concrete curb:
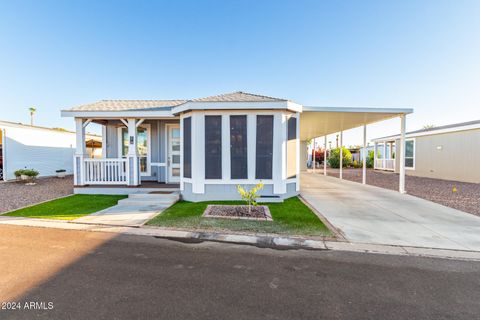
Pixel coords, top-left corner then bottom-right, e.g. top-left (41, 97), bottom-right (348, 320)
top-left (0, 216), bottom-right (479, 261)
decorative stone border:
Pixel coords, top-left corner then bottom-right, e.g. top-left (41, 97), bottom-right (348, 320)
top-left (203, 205), bottom-right (273, 221)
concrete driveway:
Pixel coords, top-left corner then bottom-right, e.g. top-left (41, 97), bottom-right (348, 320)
top-left (301, 173), bottom-right (480, 251)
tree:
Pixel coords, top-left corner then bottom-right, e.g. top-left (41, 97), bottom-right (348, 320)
top-left (327, 147), bottom-right (352, 168)
top-left (29, 107), bottom-right (36, 126)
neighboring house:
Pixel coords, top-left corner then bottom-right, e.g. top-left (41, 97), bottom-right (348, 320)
top-left (61, 91), bottom-right (412, 200)
top-left (372, 120), bottom-right (480, 183)
top-left (0, 120), bottom-right (101, 181)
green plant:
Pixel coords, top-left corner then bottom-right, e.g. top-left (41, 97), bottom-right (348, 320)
top-left (236, 182), bottom-right (264, 213)
top-left (14, 169), bottom-right (24, 178)
top-left (22, 169), bottom-right (39, 177)
top-left (327, 147), bottom-right (352, 168)
top-left (352, 160), bottom-right (362, 168)
top-left (366, 150), bottom-right (375, 168)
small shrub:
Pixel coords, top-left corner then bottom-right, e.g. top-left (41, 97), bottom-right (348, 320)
top-left (327, 147), bottom-right (352, 168)
top-left (14, 169), bottom-right (24, 178)
top-left (237, 182), bottom-right (264, 213)
top-left (366, 150), bottom-right (375, 168)
top-left (23, 169), bottom-right (39, 177)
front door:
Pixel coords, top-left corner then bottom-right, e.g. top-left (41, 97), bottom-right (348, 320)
top-left (167, 124), bottom-right (180, 183)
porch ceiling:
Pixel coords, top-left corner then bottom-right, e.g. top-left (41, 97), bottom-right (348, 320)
top-left (299, 106), bottom-right (413, 140)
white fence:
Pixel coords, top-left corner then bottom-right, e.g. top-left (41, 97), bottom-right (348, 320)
top-left (375, 158), bottom-right (395, 171)
top-left (83, 158), bottom-right (128, 185)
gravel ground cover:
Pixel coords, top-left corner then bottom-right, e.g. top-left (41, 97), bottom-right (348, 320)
top-left (324, 168), bottom-right (480, 216)
top-left (203, 205), bottom-right (272, 221)
top-left (0, 176), bottom-right (73, 213)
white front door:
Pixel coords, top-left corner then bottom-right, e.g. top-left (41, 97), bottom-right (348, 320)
top-left (167, 124), bottom-right (181, 183)
top-left (118, 124), bottom-right (151, 176)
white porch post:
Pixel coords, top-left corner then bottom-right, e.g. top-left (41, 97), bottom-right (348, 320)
top-left (399, 115), bottom-right (406, 193)
top-left (101, 124), bottom-right (107, 159)
top-left (323, 135), bottom-right (327, 176)
top-left (383, 142), bottom-right (387, 169)
top-left (374, 142), bottom-right (378, 169)
top-left (362, 124), bottom-right (367, 185)
top-left (339, 131), bottom-right (343, 180)
top-left (74, 118), bottom-right (87, 186)
top-left (127, 118), bottom-right (140, 186)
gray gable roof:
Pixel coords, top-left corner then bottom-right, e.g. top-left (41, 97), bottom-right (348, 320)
top-left (67, 100), bottom-right (187, 112)
top-left (191, 91), bottom-right (288, 102)
top-left (64, 91), bottom-right (288, 112)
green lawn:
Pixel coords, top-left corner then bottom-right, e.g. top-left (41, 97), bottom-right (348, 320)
top-left (3, 194), bottom-right (127, 220)
top-left (147, 196), bottom-right (331, 237)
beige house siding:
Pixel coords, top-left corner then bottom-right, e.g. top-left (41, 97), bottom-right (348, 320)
top-left (393, 128), bottom-right (480, 183)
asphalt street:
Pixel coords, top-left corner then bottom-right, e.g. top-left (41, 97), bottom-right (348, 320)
top-left (0, 225), bottom-right (479, 320)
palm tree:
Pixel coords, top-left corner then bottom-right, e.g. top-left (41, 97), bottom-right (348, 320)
top-left (29, 107), bottom-right (36, 126)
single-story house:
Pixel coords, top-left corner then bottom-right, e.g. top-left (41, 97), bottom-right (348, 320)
top-left (61, 91), bottom-right (413, 201)
top-left (372, 120), bottom-right (480, 183)
top-left (0, 120), bottom-right (101, 181)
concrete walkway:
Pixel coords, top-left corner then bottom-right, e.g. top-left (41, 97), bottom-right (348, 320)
top-left (301, 173), bottom-right (480, 251)
top-left (73, 192), bottom-right (179, 227)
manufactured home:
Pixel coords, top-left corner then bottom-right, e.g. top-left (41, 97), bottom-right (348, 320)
top-left (61, 91), bottom-right (413, 200)
top-left (0, 120), bottom-right (101, 181)
top-left (372, 120), bottom-right (480, 183)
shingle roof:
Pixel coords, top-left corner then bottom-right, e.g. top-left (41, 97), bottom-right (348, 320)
top-left (64, 91), bottom-right (288, 112)
top-left (67, 100), bottom-right (187, 111)
top-left (191, 91), bottom-right (288, 102)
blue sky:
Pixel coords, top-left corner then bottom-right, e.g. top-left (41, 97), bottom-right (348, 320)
top-left (0, 0), bottom-right (479, 145)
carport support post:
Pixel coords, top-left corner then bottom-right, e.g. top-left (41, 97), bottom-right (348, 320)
top-left (362, 124), bottom-right (367, 184)
top-left (339, 131), bottom-right (343, 179)
top-left (399, 115), bottom-right (406, 193)
top-left (312, 138), bottom-right (316, 173)
top-left (323, 135), bottom-right (327, 176)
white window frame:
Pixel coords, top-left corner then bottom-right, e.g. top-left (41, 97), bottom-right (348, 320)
top-left (405, 138), bottom-right (415, 170)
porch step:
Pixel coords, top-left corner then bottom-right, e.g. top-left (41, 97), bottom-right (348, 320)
top-left (117, 192), bottom-right (179, 207)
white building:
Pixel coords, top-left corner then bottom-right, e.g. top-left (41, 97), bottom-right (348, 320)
top-left (0, 120), bottom-right (101, 181)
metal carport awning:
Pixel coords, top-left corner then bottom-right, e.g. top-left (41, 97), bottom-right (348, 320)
top-left (299, 106), bottom-right (413, 141)
top-left (299, 105), bottom-right (413, 193)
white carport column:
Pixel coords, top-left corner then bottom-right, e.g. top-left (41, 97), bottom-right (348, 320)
top-left (312, 138), bottom-right (316, 173)
top-left (323, 135), bottom-right (327, 176)
top-left (362, 124), bottom-right (367, 184)
top-left (74, 118), bottom-right (87, 186)
top-left (399, 115), bottom-right (406, 193)
top-left (340, 131), bottom-right (343, 179)
top-left (127, 118), bottom-right (140, 186)
top-left (339, 131), bottom-right (343, 179)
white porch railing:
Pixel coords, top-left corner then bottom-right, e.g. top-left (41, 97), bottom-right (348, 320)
top-left (83, 158), bottom-right (128, 185)
top-left (375, 158), bottom-right (395, 171)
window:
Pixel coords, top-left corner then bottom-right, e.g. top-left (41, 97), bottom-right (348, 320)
top-left (256, 115), bottom-right (274, 179)
top-left (205, 116), bottom-right (222, 179)
top-left (183, 117), bottom-right (191, 178)
top-left (405, 139), bottom-right (415, 168)
top-left (230, 115), bottom-right (248, 179)
top-left (287, 116), bottom-right (297, 178)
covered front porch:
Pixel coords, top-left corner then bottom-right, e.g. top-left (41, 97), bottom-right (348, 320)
top-left (73, 117), bottom-right (181, 192)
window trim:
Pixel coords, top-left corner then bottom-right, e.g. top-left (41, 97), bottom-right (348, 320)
top-left (405, 138), bottom-right (415, 170)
